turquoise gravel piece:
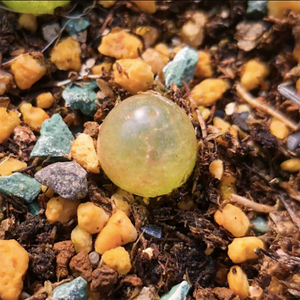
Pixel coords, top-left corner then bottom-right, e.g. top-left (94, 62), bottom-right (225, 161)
top-left (30, 114), bottom-right (74, 158)
top-left (251, 216), bottom-right (268, 234)
top-left (163, 46), bottom-right (198, 87)
top-left (48, 277), bottom-right (87, 300)
top-left (247, 1), bottom-right (267, 19)
top-left (161, 281), bottom-right (190, 300)
top-left (28, 200), bottom-right (41, 216)
top-left (65, 18), bottom-right (90, 35)
top-left (0, 173), bottom-right (41, 203)
top-left (62, 81), bottom-right (98, 116)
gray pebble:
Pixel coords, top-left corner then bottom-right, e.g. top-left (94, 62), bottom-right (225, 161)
top-left (161, 281), bottom-right (190, 300)
top-left (0, 173), bottom-right (41, 203)
top-left (42, 23), bottom-right (61, 43)
top-left (89, 251), bottom-right (100, 265)
top-left (163, 46), bottom-right (198, 87)
top-left (48, 277), bottom-right (87, 300)
top-left (232, 112), bottom-right (249, 132)
top-left (30, 114), bottom-right (74, 158)
top-left (287, 132), bottom-right (300, 151)
top-left (34, 161), bottom-right (88, 200)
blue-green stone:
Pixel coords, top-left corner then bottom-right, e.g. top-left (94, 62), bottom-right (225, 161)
top-left (163, 46), bottom-right (198, 87)
top-left (247, 1), bottom-right (267, 19)
top-left (0, 173), bottom-right (41, 203)
top-left (251, 216), bottom-right (268, 234)
top-left (48, 277), bottom-right (87, 300)
top-left (161, 281), bottom-right (190, 300)
top-left (28, 200), bottom-right (41, 216)
top-left (65, 18), bottom-right (90, 35)
top-left (30, 114), bottom-right (74, 158)
top-left (62, 81), bottom-right (98, 116)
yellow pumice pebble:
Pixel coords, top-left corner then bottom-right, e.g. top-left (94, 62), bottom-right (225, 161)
top-left (36, 92), bottom-right (54, 109)
top-left (227, 266), bottom-right (250, 300)
top-left (20, 103), bottom-right (50, 132)
top-left (95, 209), bottom-right (137, 254)
top-left (77, 202), bottom-right (109, 234)
top-left (228, 237), bottom-right (265, 263)
top-left (71, 133), bottom-right (100, 173)
top-left (0, 157), bottom-right (27, 176)
top-left (214, 204), bottom-right (250, 237)
top-left (0, 239), bottom-right (29, 300)
top-left (46, 196), bottom-right (80, 224)
top-left (71, 226), bottom-right (93, 253)
top-left (102, 246), bottom-right (132, 275)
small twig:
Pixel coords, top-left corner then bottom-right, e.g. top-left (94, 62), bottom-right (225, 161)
top-left (279, 195), bottom-right (300, 230)
top-left (236, 83), bottom-right (299, 131)
top-left (63, 1), bottom-right (96, 20)
top-left (33, 279), bottom-right (72, 296)
top-left (230, 193), bottom-right (277, 213)
top-left (99, 2), bottom-right (120, 36)
top-left (12, 163), bottom-right (39, 174)
top-left (130, 230), bottom-right (144, 260)
top-left (188, 96), bottom-right (207, 138)
top-left (55, 74), bottom-right (101, 87)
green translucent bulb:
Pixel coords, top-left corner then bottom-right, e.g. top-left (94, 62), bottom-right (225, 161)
top-left (97, 94), bottom-right (198, 197)
top-left (2, 1), bottom-right (70, 15)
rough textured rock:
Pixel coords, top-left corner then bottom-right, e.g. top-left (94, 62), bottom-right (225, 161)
top-left (54, 241), bottom-right (76, 279)
top-left (69, 250), bottom-right (93, 282)
top-left (90, 264), bottom-right (118, 293)
top-left (163, 46), bottom-right (198, 87)
top-left (49, 276), bottom-right (87, 300)
top-left (34, 161), bottom-right (88, 200)
top-left (0, 172), bottom-right (41, 203)
top-left (194, 287), bottom-right (239, 300)
top-left (30, 114), bottom-right (74, 158)
top-left (83, 121), bottom-right (99, 139)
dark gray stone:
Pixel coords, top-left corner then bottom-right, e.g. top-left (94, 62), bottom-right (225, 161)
top-left (30, 114), bottom-right (74, 158)
top-left (141, 225), bottom-right (162, 238)
top-left (48, 277), bottom-right (87, 300)
top-left (214, 110), bottom-right (225, 119)
top-left (34, 161), bottom-right (88, 200)
top-left (0, 173), bottom-right (41, 203)
top-left (163, 46), bottom-right (198, 87)
top-left (232, 112), bottom-right (249, 132)
top-left (42, 23), bottom-right (61, 43)
top-left (62, 81), bottom-right (98, 117)
top-left (287, 132), bottom-right (300, 151)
